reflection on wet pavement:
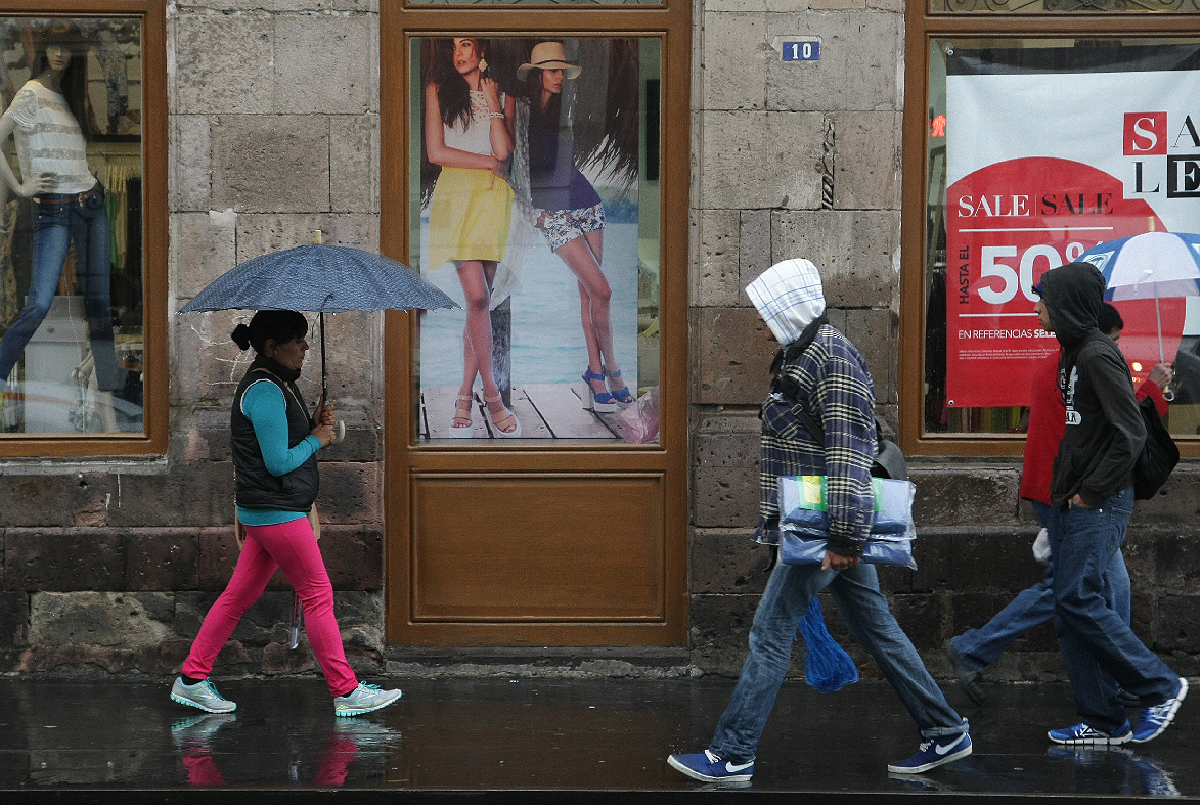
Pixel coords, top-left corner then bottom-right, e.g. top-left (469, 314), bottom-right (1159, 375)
top-left (0, 677), bottom-right (1193, 800)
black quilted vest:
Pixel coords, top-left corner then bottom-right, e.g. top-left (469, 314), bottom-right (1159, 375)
top-left (230, 358), bottom-right (319, 512)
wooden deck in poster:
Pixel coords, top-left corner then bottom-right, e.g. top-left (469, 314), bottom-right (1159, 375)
top-left (420, 384), bottom-right (645, 441)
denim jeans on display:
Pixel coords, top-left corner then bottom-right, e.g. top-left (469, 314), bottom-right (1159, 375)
top-left (952, 500), bottom-right (1130, 673)
top-left (0, 184), bottom-right (118, 391)
top-left (1048, 488), bottom-right (1178, 734)
top-left (709, 561), bottom-right (968, 763)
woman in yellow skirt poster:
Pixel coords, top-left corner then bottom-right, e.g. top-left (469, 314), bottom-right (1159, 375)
top-left (423, 36), bottom-right (521, 437)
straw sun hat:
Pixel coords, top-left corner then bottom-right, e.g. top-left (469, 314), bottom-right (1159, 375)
top-left (517, 41), bottom-right (582, 81)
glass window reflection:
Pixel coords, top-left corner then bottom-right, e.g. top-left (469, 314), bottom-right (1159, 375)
top-left (0, 16), bottom-right (143, 435)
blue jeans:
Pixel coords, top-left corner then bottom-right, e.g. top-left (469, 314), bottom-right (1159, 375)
top-left (952, 500), bottom-right (1130, 673)
top-left (1048, 488), bottom-right (1178, 733)
top-left (710, 561), bottom-right (967, 763)
top-left (0, 183), bottom-right (117, 391)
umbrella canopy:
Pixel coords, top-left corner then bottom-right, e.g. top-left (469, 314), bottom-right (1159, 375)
top-left (1079, 231), bottom-right (1200, 301)
top-left (179, 241), bottom-right (459, 402)
top-left (180, 243), bottom-right (457, 314)
top-left (1078, 230), bottom-right (1200, 362)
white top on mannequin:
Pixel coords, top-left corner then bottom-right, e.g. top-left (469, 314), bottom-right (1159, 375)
top-left (2, 79), bottom-right (95, 195)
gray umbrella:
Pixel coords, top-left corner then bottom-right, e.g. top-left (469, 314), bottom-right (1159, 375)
top-left (180, 242), bottom-right (458, 399)
top-left (181, 243), bottom-right (456, 314)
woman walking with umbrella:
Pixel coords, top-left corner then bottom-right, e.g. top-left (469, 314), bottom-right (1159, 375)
top-left (170, 310), bottom-right (401, 717)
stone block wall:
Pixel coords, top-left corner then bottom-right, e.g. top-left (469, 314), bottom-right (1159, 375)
top-left (690, 0), bottom-right (901, 676)
top-left (0, 0), bottom-right (1197, 682)
top-left (686, 0), bottom-right (1200, 686)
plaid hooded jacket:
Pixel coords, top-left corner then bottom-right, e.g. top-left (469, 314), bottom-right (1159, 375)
top-left (747, 259), bottom-right (878, 557)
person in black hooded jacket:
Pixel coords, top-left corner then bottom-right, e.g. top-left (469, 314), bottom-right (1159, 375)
top-left (1034, 262), bottom-right (1187, 747)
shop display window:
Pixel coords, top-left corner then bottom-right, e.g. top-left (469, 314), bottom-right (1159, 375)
top-left (0, 9), bottom-right (165, 455)
top-left (903, 4), bottom-right (1200, 453)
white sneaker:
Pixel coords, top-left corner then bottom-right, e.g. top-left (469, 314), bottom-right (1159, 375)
top-left (171, 677), bottom-right (237, 713)
top-left (334, 682), bottom-right (402, 717)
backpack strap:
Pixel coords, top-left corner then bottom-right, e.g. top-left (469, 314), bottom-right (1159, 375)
top-left (769, 314), bottom-right (829, 445)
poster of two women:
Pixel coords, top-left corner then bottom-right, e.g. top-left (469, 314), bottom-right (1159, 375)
top-left (413, 36), bottom-right (659, 442)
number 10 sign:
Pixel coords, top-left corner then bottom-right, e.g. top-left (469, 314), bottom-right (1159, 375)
top-left (782, 41), bottom-right (820, 61)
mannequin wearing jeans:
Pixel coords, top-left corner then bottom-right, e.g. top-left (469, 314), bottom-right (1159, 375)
top-left (0, 30), bottom-right (118, 393)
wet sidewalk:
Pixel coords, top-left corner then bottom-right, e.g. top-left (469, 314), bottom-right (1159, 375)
top-left (0, 675), bottom-right (1195, 803)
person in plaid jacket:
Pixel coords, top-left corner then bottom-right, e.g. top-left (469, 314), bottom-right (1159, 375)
top-left (668, 259), bottom-right (970, 783)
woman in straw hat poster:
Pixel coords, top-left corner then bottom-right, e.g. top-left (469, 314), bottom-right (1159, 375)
top-left (516, 40), bottom-right (635, 414)
top-left (417, 37), bottom-right (640, 439)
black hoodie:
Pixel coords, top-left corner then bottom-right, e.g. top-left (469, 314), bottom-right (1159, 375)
top-left (1040, 262), bottom-right (1146, 508)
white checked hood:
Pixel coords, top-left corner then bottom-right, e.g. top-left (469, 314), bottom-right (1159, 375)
top-left (746, 258), bottom-right (827, 345)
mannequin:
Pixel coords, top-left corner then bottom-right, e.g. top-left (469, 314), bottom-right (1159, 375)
top-left (0, 21), bottom-right (118, 396)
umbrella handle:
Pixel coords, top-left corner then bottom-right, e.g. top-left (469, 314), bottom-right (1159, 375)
top-left (1155, 295), bottom-right (1164, 364)
top-left (311, 388), bottom-right (344, 444)
top-left (289, 592), bottom-right (303, 650)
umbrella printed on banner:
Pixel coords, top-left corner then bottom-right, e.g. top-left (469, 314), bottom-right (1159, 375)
top-left (1078, 230), bottom-right (1200, 366)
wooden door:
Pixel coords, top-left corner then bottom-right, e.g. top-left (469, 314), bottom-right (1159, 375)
top-left (381, 10), bottom-right (690, 646)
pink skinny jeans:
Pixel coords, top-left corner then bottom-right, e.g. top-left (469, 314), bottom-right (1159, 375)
top-left (182, 517), bottom-right (358, 698)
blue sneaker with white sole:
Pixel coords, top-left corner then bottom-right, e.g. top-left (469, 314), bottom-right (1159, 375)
top-left (1132, 677), bottom-right (1188, 744)
top-left (887, 732), bottom-right (972, 774)
top-left (1049, 720), bottom-right (1132, 746)
top-left (668, 750), bottom-right (755, 782)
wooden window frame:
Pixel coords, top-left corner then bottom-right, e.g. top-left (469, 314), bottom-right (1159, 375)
top-left (899, 4), bottom-right (1200, 457)
top-left (0, 2), bottom-right (167, 458)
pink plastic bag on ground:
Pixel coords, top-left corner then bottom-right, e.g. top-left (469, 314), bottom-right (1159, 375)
top-left (618, 386), bottom-right (660, 444)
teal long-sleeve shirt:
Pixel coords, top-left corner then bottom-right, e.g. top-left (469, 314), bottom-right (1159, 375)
top-left (235, 379), bottom-right (322, 527)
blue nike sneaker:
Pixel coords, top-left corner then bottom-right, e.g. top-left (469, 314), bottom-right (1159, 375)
top-left (887, 732), bottom-right (972, 774)
top-left (668, 750), bottom-right (754, 782)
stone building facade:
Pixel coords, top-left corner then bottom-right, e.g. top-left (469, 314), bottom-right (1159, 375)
top-left (1, 0), bottom-right (1197, 684)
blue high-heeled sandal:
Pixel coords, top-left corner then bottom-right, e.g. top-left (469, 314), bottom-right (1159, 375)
top-left (604, 367), bottom-right (634, 404)
top-left (582, 368), bottom-right (617, 413)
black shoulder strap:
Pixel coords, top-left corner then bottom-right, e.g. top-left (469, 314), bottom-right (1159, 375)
top-left (792, 399), bottom-right (826, 444)
top-left (249, 367), bottom-right (310, 425)
top-left (770, 315), bottom-right (829, 444)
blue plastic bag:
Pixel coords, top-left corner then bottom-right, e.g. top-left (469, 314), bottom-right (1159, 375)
top-left (798, 596), bottom-right (859, 692)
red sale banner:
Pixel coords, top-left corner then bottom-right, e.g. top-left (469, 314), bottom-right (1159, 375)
top-left (943, 157), bottom-right (1182, 408)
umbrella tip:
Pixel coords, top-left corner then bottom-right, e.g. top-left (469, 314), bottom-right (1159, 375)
top-left (314, 229), bottom-right (323, 245)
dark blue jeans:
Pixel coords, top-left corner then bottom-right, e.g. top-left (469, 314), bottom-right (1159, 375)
top-left (1048, 488), bottom-right (1178, 733)
top-left (952, 500), bottom-right (1130, 672)
top-left (0, 183), bottom-right (117, 391)
top-left (709, 561), bottom-right (967, 763)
